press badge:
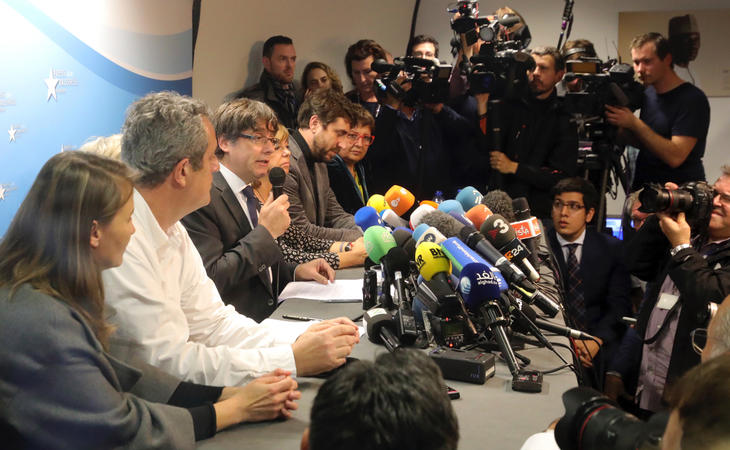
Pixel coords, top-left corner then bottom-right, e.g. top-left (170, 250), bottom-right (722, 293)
top-left (657, 293), bottom-right (679, 310)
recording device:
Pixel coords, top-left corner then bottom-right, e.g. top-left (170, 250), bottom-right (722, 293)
top-left (481, 214), bottom-right (540, 282)
top-left (512, 370), bottom-right (543, 393)
top-left (372, 56), bottom-right (452, 106)
top-left (563, 59), bottom-right (643, 118)
top-left (268, 167), bottom-right (286, 199)
top-left (429, 346), bottom-right (496, 384)
top-left (362, 268), bottom-right (378, 310)
top-left (638, 181), bottom-right (715, 227)
top-left (555, 387), bottom-right (667, 450)
top-left (364, 307), bottom-right (402, 353)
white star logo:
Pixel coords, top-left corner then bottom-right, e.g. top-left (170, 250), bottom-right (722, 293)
top-left (8, 125), bottom-right (17, 143)
top-left (45, 69), bottom-right (59, 101)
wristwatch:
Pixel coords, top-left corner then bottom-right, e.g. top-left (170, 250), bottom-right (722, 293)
top-left (670, 243), bottom-right (691, 257)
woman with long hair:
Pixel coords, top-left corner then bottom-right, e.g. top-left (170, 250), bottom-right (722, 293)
top-left (301, 61), bottom-right (344, 97)
top-left (251, 125), bottom-right (367, 269)
top-left (0, 151), bottom-right (299, 449)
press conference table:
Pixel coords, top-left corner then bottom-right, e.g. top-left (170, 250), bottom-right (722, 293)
top-left (198, 268), bottom-right (578, 450)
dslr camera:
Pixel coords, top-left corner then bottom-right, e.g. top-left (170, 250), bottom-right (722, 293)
top-left (638, 181), bottom-right (715, 227)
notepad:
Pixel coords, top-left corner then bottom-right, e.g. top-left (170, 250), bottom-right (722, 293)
top-left (278, 279), bottom-right (363, 302)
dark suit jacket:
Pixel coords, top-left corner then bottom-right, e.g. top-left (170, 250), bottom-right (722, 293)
top-left (225, 71), bottom-right (299, 129)
top-left (285, 130), bottom-right (362, 241)
top-left (182, 172), bottom-right (295, 322)
top-left (547, 228), bottom-right (631, 356)
top-left (327, 155), bottom-right (369, 215)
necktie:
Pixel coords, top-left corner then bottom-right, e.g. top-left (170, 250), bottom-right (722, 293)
top-left (241, 185), bottom-right (260, 228)
top-left (565, 243), bottom-right (587, 331)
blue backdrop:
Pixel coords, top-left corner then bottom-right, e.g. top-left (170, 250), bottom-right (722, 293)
top-left (0, 0), bottom-right (192, 235)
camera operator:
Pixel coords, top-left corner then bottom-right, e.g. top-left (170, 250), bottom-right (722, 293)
top-left (622, 166), bottom-right (730, 415)
top-left (476, 46), bottom-right (578, 221)
top-left (344, 38), bottom-right (475, 200)
top-left (556, 39), bottom-right (598, 96)
top-left (605, 32), bottom-right (710, 191)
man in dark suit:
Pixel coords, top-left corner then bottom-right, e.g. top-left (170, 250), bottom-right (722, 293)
top-left (546, 177), bottom-right (631, 377)
top-left (285, 90), bottom-right (362, 241)
top-left (182, 98), bottom-right (334, 322)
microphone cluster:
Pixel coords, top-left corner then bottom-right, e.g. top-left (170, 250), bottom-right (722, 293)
top-left (358, 185), bottom-right (593, 391)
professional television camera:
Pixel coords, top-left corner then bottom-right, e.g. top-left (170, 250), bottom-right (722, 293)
top-left (371, 57), bottom-right (452, 106)
top-left (555, 387), bottom-right (668, 450)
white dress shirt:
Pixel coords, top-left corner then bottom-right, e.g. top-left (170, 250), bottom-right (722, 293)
top-left (103, 190), bottom-right (309, 386)
top-left (555, 228), bottom-right (587, 264)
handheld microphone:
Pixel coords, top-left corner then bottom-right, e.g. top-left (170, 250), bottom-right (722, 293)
top-left (465, 204), bottom-right (492, 229)
top-left (508, 302), bottom-right (555, 351)
top-left (438, 199), bottom-right (465, 215)
top-left (448, 211), bottom-right (474, 228)
top-left (440, 237), bottom-right (507, 292)
top-left (412, 223), bottom-right (430, 243)
top-left (384, 185), bottom-right (415, 216)
top-left (419, 200), bottom-right (439, 209)
top-left (455, 186), bottom-right (483, 211)
top-left (409, 204), bottom-right (436, 229)
top-left (416, 226), bottom-right (448, 247)
top-left (481, 214), bottom-right (540, 282)
top-left (415, 242), bottom-right (452, 282)
top-left (366, 194), bottom-right (389, 213)
top-left (482, 190), bottom-right (515, 222)
top-left (512, 197), bottom-right (540, 267)
top-left (420, 210), bottom-right (463, 239)
top-left (355, 206), bottom-right (385, 232)
top-left (534, 317), bottom-right (597, 341)
top-left (364, 307), bottom-right (402, 352)
top-left (458, 262), bottom-right (505, 313)
top-left (268, 167), bottom-right (286, 199)
top-left (392, 227), bottom-right (416, 260)
top-left (363, 225), bottom-right (396, 264)
top-left (381, 208), bottom-right (409, 229)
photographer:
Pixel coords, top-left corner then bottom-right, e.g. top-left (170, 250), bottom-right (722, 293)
top-left (344, 38), bottom-right (476, 200)
top-left (623, 166), bottom-right (730, 415)
top-left (476, 46), bottom-right (578, 221)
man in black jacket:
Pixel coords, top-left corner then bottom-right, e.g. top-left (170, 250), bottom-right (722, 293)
top-left (225, 35), bottom-right (300, 129)
top-left (625, 165), bottom-right (730, 413)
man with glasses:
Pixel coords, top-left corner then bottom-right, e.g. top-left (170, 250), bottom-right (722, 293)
top-left (546, 177), bottom-right (632, 384)
top-left (285, 90), bottom-right (362, 240)
top-left (625, 165), bottom-right (730, 414)
top-left (327, 104), bottom-right (375, 215)
top-left (182, 98), bottom-right (335, 321)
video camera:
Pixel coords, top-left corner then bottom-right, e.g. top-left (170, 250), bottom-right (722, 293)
top-left (555, 387), bottom-right (667, 450)
top-left (563, 58), bottom-right (644, 118)
top-left (371, 57), bottom-right (452, 106)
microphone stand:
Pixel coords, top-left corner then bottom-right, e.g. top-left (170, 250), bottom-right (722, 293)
top-left (479, 300), bottom-right (521, 377)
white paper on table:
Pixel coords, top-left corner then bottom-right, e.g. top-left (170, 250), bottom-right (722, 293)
top-left (278, 279), bottom-right (363, 302)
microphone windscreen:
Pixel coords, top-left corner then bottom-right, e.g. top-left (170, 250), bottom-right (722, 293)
top-left (381, 209), bottom-right (409, 229)
top-left (414, 242), bottom-right (452, 281)
top-left (363, 226), bottom-right (396, 263)
top-left (382, 246), bottom-right (411, 274)
top-left (367, 194), bottom-right (389, 213)
top-left (392, 227), bottom-right (415, 259)
top-left (384, 185), bottom-right (415, 216)
top-left (392, 226), bottom-right (412, 237)
top-left (459, 263), bottom-right (505, 312)
top-left (481, 214), bottom-right (517, 247)
top-left (512, 197), bottom-right (531, 221)
top-left (355, 206), bottom-right (384, 231)
top-left (420, 210), bottom-right (463, 238)
top-left (448, 211), bottom-right (473, 228)
top-left (465, 204), bottom-right (492, 229)
top-left (482, 190), bottom-right (515, 222)
top-left (455, 186), bottom-right (484, 211)
top-left (409, 204), bottom-right (436, 229)
top-left (419, 200), bottom-right (439, 209)
top-left (438, 199), bottom-right (465, 215)
top-left (412, 223), bottom-right (430, 243)
top-left (415, 227), bottom-right (447, 247)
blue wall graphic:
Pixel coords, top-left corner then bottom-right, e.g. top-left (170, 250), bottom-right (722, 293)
top-left (0, 0), bottom-right (192, 235)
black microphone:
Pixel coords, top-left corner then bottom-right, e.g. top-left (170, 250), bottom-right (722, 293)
top-left (508, 302), bottom-right (555, 351)
top-left (364, 308), bottom-right (402, 352)
top-left (481, 214), bottom-right (540, 282)
top-left (269, 166), bottom-right (286, 199)
top-left (533, 317), bottom-right (597, 340)
top-left (482, 189), bottom-right (515, 222)
top-left (392, 228), bottom-right (416, 261)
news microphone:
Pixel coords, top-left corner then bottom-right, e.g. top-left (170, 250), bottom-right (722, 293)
top-left (455, 186), bottom-right (483, 211)
top-left (355, 206), bottom-right (385, 232)
top-left (438, 199), bottom-right (465, 215)
top-left (448, 211), bottom-right (474, 228)
top-left (420, 210), bottom-right (463, 239)
top-left (409, 204), bottom-right (436, 229)
top-left (363, 225), bottom-right (396, 263)
top-left (384, 185), bottom-right (415, 216)
top-left (364, 307), bottom-right (402, 352)
top-left (415, 226), bottom-right (447, 247)
top-left (512, 197), bottom-right (540, 267)
top-left (465, 204), bottom-right (492, 229)
top-left (482, 189), bottom-right (515, 222)
top-left (414, 242), bottom-right (452, 282)
top-left (458, 262), bottom-right (505, 313)
top-left (412, 223), bottom-right (430, 243)
top-left (508, 302), bottom-right (555, 351)
top-left (366, 194), bottom-right (389, 213)
top-left (534, 317), bottom-right (597, 341)
top-left (481, 214), bottom-right (540, 282)
top-left (440, 237), bottom-right (508, 292)
top-left (392, 227), bottom-right (416, 260)
top-left (268, 167), bottom-right (286, 199)
top-left (381, 208), bottom-right (409, 229)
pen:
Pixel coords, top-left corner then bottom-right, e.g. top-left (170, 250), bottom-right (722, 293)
top-left (282, 314), bottom-right (321, 322)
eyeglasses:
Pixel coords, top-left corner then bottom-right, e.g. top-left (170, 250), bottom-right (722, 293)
top-left (552, 200), bottom-right (585, 212)
top-left (691, 328), bottom-right (707, 355)
top-left (346, 132), bottom-right (375, 146)
top-left (239, 133), bottom-right (280, 148)
top-left (715, 190), bottom-right (730, 206)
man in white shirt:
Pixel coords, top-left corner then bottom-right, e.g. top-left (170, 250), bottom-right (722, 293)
top-left (103, 92), bottom-right (359, 386)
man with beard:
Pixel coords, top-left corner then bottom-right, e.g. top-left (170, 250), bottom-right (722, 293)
top-left (476, 46), bottom-right (578, 221)
top-left (284, 90), bottom-right (362, 241)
